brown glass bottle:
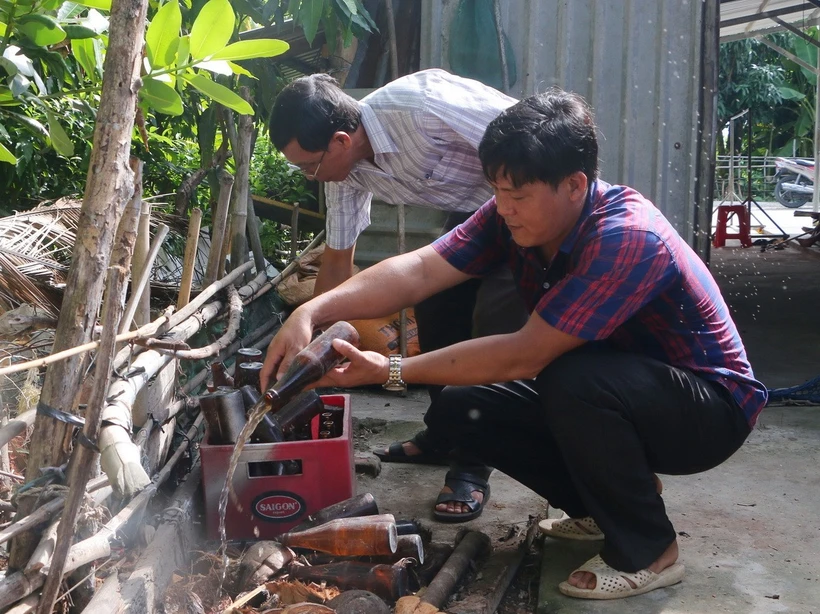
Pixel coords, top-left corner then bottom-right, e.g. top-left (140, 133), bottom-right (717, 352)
top-left (210, 360), bottom-right (234, 388)
top-left (239, 385), bottom-right (284, 444)
top-left (278, 514), bottom-right (397, 556)
top-left (289, 561), bottom-right (409, 602)
top-left (262, 321), bottom-right (360, 410)
top-left (274, 390), bottom-right (325, 437)
top-left (235, 361), bottom-right (264, 391)
top-left (288, 493), bottom-right (379, 533)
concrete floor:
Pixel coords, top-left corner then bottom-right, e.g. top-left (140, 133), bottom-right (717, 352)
top-left (349, 240), bottom-right (820, 612)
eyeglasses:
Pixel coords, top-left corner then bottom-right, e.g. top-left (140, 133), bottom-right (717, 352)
top-left (288, 150), bottom-right (326, 180)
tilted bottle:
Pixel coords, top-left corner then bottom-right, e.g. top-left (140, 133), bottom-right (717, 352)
top-left (288, 561), bottom-right (409, 602)
top-left (278, 514), bottom-right (397, 556)
top-left (275, 390), bottom-right (326, 437)
top-left (288, 493), bottom-right (379, 533)
top-left (262, 321), bottom-right (360, 411)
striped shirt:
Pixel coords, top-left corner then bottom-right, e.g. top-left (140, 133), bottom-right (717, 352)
top-left (324, 69), bottom-right (516, 250)
top-left (433, 180), bottom-right (768, 427)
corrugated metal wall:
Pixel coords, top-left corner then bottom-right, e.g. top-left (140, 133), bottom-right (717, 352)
top-left (421, 0), bottom-right (716, 249)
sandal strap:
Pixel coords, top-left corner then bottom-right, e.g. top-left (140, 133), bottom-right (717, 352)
top-left (435, 471), bottom-right (490, 511)
top-left (576, 555), bottom-right (657, 591)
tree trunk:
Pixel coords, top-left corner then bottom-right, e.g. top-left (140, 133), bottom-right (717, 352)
top-left (8, 0), bottom-right (149, 571)
top-left (228, 92), bottom-right (253, 282)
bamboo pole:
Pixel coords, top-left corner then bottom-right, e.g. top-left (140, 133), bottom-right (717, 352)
top-left (0, 409), bottom-right (36, 448)
top-left (229, 89), bottom-right (253, 282)
top-left (205, 170), bottom-right (234, 285)
top-left (177, 207), bottom-right (202, 309)
top-left (119, 223), bottom-right (169, 334)
top-left (248, 230), bottom-right (325, 302)
top-left (11, 0), bottom-right (150, 571)
top-left (246, 195), bottom-right (267, 277)
top-left (36, 264), bottom-right (130, 613)
top-left (130, 161), bottom-right (150, 327)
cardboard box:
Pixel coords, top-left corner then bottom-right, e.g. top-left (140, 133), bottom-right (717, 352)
top-left (200, 394), bottom-right (354, 540)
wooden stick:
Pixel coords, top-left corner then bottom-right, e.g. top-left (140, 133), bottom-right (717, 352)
top-left (422, 531), bottom-right (491, 609)
top-left (248, 230), bottom-right (325, 302)
top-left (0, 476), bottom-right (109, 546)
top-left (120, 223), bottom-right (169, 334)
top-left (0, 469), bottom-right (23, 481)
top-left (37, 264), bottom-right (129, 614)
top-left (246, 195), bottom-right (267, 278)
top-left (160, 285), bottom-right (242, 360)
top-left (177, 207), bottom-right (202, 310)
top-left (205, 170), bottom-right (234, 286)
top-left (0, 409), bottom-right (36, 448)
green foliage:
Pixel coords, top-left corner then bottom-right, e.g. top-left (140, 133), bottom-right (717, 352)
top-left (249, 131), bottom-right (316, 259)
top-left (719, 32), bottom-right (820, 157)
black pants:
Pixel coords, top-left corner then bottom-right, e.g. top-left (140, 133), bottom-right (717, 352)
top-left (421, 345), bottom-right (751, 572)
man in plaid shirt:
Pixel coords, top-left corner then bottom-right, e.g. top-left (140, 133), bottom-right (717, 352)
top-left (262, 90), bottom-right (766, 600)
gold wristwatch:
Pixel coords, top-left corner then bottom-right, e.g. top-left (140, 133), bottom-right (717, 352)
top-left (383, 354), bottom-right (406, 392)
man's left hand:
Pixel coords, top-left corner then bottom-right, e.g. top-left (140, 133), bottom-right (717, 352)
top-left (313, 339), bottom-right (390, 389)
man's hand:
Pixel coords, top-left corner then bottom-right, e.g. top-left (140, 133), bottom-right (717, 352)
top-left (312, 339), bottom-right (390, 389)
top-left (260, 308), bottom-right (314, 391)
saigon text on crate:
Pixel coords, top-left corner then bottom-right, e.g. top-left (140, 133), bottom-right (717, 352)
top-left (200, 393), bottom-right (354, 540)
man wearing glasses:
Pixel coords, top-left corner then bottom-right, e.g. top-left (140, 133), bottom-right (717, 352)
top-left (269, 69), bottom-right (529, 521)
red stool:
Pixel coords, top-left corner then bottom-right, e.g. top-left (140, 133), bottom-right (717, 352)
top-left (713, 204), bottom-right (752, 248)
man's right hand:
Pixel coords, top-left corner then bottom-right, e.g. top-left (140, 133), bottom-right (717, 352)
top-left (260, 308), bottom-right (315, 391)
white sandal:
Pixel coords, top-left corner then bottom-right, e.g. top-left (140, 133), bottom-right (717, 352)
top-left (558, 554), bottom-right (685, 600)
top-left (538, 514), bottom-right (604, 541)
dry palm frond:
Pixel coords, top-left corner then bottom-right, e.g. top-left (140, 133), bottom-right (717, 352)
top-left (0, 198), bottom-right (195, 315)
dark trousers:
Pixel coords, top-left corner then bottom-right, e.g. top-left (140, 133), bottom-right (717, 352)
top-left (421, 346), bottom-right (751, 572)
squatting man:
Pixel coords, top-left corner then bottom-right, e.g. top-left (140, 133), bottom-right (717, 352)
top-left (261, 90), bottom-right (766, 600)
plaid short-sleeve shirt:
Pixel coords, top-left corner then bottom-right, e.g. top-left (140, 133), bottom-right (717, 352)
top-left (432, 180), bottom-right (768, 427)
top-left (324, 69), bottom-right (516, 250)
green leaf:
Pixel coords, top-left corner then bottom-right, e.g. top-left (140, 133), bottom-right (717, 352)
top-left (176, 34), bottom-right (190, 66)
top-left (227, 61), bottom-right (255, 78)
top-left (0, 141), bottom-right (16, 165)
top-left (140, 77), bottom-right (184, 115)
top-left (72, 38), bottom-right (98, 79)
top-left (0, 22), bottom-right (6, 37)
top-left (182, 73), bottom-right (253, 114)
top-left (189, 0), bottom-right (234, 61)
top-left (778, 86), bottom-right (805, 101)
top-left (72, 0), bottom-right (112, 9)
top-left (146, 0), bottom-right (182, 67)
top-left (46, 111), bottom-right (74, 156)
top-left (18, 14), bottom-right (67, 46)
top-left (64, 24), bottom-right (99, 39)
top-left (298, 0), bottom-right (324, 45)
top-left (209, 39), bottom-right (288, 61)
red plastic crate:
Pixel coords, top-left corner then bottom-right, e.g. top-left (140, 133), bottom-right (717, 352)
top-left (200, 394), bottom-right (354, 540)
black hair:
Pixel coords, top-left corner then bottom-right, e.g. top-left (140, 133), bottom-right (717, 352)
top-left (479, 88), bottom-right (599, 189)
top-left (269, 73), bottom-right (362, 152)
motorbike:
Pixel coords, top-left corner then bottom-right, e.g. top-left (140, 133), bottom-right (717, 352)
top-left (773, 157), bottom-right (815, 208)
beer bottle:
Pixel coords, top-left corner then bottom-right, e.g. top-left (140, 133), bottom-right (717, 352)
top-left (235, 361), bottom-right (264, 391)
top-left (288, 561), bottom-right (409, 602)
top-left (210, 360), bottom-right (234, 388)
top-left (278, 514), bottom-right (397, 556)
top-left (237, 347), bottom-right (263, 362)
top-left (288, 493), bottom-right (379, 533)
top-left (262, 321), bottom-right (360, 410)
top-left (274, 390), bottom-right (326, 437)
top-left (199, 389), bottom-right (246, 444)
top-left (239, 385), bottom-right (284, 444)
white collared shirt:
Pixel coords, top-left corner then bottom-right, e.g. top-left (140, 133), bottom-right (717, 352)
top-left (324, 69), bottom-right (516, 250)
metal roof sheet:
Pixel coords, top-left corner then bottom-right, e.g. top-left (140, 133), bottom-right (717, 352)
top-left (720, 0), bottom-right (820, 42)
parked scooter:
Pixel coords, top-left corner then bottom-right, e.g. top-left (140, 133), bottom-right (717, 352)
top-left (773, 157), bottom-right (815, 208)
